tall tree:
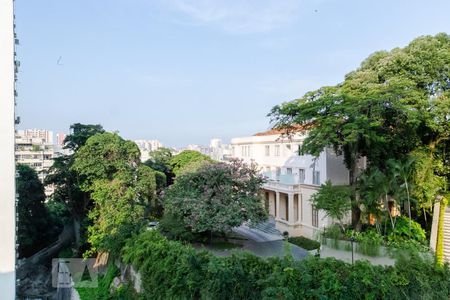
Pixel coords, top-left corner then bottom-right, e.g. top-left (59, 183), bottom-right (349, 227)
top-left (310, 181), bottom-right (351, 232)
top-left (45, 123), bottom-right (105, 250)
top-left (144, 147), bottom-right (174, 186)
top-left (269, 33), bottom-right (450, 229)
top-left (17, 164), bottom-right (52, 257)
top-left (170, 150), bottom-right (213, 177)
top-left (163, 159), bottom-right (267, 237)
top-left (72, 132), bottom-right (157, 256)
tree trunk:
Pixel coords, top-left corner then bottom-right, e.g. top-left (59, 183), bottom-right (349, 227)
top-left (73, 218), bottom-right (81, 249)
top-left (349, 162), bottom-right (362, 231)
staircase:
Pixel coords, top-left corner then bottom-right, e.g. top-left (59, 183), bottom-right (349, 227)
top-left (442, 207), bottom-right (450, 263)
top-left (249, 218), bottom-right (282, 237)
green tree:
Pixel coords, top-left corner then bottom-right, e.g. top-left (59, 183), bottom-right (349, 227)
top-left (170, 150), bottom-right (213, 177)
top-left (72, 132), bottom-right (157, 256)
top-left (45, 123), bottom-right (105, 250)
top-left (358, 167), bottom-right (397, 231)
top-left (17, 164), bottom-right (52, 257)
top-left (411, 148), bottom-right (447, 225)
top-left (143, 147), bottom-right (174, 187)
top-left (310, 181), bottom-right (351, 231)
top-left (269, 33), bottom-right (450, 229)
top-left (388, 157), bottom-right (416, 229)
top-left (163, 159), bottom-right (267, 238)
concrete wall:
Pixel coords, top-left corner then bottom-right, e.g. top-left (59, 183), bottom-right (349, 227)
top-left (0, 0), bottom-right (16, 298)
top-left (325, 148), bottom-right (350, 185)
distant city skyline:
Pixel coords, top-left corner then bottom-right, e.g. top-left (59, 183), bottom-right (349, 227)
top-left (14, 0), bottom-right (450, 147)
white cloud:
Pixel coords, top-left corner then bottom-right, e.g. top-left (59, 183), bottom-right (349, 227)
top-left (162, 0), bottom-right (302, 34)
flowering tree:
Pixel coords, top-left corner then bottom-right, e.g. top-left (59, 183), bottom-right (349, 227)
top-left (163, 159), bottom-right (267, 236)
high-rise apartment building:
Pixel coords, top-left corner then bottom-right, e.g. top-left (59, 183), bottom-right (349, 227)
top-left (15, 129), bottom-right (55, 196)
top-left (134, 139), bottom-right (163, 162)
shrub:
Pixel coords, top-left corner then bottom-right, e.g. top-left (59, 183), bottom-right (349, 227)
top-left (354, 229), bottom-right (384, 257)
top-left (288, 236), bottom-right (320, 251)
top-left (158, 212), bottom-right (197, 242)
top-left (76, 263), bottom-right (119, 300)
top-left (120, 230), bottom-right (450, 299)
top-left (388, 216), bottom-right (426, 243)
top-left (321, 225), bottom-right (344, 249)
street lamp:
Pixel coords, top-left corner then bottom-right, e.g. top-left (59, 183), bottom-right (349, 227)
top-left (350, 236), bottom-right (355, 264)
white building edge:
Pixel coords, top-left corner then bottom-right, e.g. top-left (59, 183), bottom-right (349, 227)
top-left (231, 128), bottom-right (350, 239)
top-left (0, 0), bottom-right (16, 298)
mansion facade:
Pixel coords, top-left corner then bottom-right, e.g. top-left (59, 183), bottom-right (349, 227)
top-left (231, 128), bottom-right (350, 238)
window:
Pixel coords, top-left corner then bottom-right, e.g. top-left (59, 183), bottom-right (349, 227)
top-left (286, 168), bottom-right (292, 175)
top-left (313, 171), bottom-right (320, 185)
top-left (265, 145), bottom-right (270, 156)
top-left (274, 145), bottom-right (280, 156)
top-left (298, 169), bottom-right (305, 183)
top-left (241, 145), bottom-right (251, 157)
top-left (312, 206), bottom-right (319, 227)
top-left (286, 144), bottom-right (291, 151)
top-left (276, 167), bottom-right (281, 179)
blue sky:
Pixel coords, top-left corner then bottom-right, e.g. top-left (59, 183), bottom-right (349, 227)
top-left (15, 0), bottom-right (450, 147)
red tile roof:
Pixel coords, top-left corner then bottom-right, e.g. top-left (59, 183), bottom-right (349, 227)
top-left (253, 124), bottom-right (312, 136)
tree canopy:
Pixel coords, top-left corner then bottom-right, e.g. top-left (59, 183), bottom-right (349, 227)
top-left (17, 164), bottom-right (52, 257)
top-left (269, 33), bottom-right (450, 229)
top-left (72, 132), bottom-right (157, 255)
top-left (169, 150), bottom-right (213, 177)
top-left (163, 159), bottom-right (267, 235)
top-left (310, 181), bottom-right (351, 231)
top-left (45, 123), bottom-right (105, 251)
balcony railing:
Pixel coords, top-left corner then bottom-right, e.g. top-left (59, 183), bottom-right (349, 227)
top-left (262, 172), bottom-right (319, 191)
top-left (262, 172), bottom-right (302, 185)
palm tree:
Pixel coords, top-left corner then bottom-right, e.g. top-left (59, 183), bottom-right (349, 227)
top-left (387, 157), bottom-right (416, 229)
top-left (358, 168), bottom-right (395, 234)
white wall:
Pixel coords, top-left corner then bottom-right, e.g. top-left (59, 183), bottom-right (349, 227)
top-left (231, 133), bottom-right (348, 186)
top-left (0, 0), bottom-right (16, 298)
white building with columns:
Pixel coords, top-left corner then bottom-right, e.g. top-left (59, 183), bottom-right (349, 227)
top-left (231, 128), bottom-right (350, 238)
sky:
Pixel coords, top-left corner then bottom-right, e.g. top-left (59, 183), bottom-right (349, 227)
top-left (15, 0), bottom-right (450, 147)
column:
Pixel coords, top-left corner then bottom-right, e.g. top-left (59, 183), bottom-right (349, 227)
top-left (298, 194), bottom-right (303, 222)
top-left (275, 192), bottom-right (280, 219)
top-left (0, 0), bottom-right (16, 298)
top-left (288, 193), bottom-right (294, 223)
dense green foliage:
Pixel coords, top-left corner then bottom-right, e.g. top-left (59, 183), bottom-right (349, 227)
top-left (269, 33), bottom-right (450, 230)
top-left (169, 150), bottom-right (213, 176)
top-left (45, 123), bottom-right (105, 252)
top-left (121, 230), bottom-right (450, 299)
top-left (310, 181), bottom-right (351, 231)
top-left (143, 147), bottom-right (174, 186)
top-left (436, 197), bottom-right (448, 265)
top-left (322, 218), bottom-right (429, 257)
top-left (16, 164), bottom-right (55, 257)
top-left (72, 132), bottom-right (158, 256)
top-left (76, 263), bottom-right (120, 300)
top-left (288, 236), bottom-right (320, 251)
top-left (162, 159), bottom-right (267, 237)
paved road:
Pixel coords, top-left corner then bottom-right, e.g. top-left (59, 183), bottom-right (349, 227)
top-left (233, 224), bottom-right (283, 242)
top-left (232, 224), bottom-right (308, 260)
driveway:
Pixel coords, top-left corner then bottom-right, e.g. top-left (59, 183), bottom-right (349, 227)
top-left (232, 224), bottom-right (308, 260)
